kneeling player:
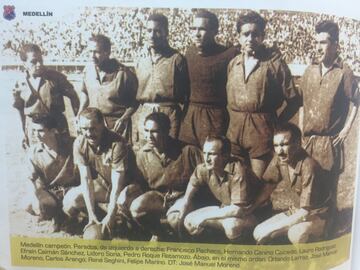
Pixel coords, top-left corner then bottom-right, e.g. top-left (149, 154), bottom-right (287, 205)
top-left (253, 123), bottom-right (330, 244)
top-left (129, 112), bottom-right (203, 241)
top-left (175, 135), bottom-right (267, 243)
top-left (25, 114), bottom-right (79, 231)
top-left (62, 108), bottom-right (141, 239)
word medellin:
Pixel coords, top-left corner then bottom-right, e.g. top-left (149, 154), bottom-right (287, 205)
top-left (23, 11), bottom-right (53, 16)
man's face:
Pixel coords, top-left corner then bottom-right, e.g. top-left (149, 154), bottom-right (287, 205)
top-left (238, 23), bottom-right (264, 56)
top-left (89, 41), bottom-right (110, 67)
top-left (143, 120), bottom-right (166, 149)
top-left (78, 116), bottom-right (105, 147)
top-left (23, 51), bottom-right (43, 77)
top-left (32, 122), bottom-right (54, 144)
top-left (273, 132), bottom-right (300, 164)
top-left (190, 17), bottom-right (216, 50)
top-left (315, 32), bottom-right (337, 65)
top-left (145, 20), bottom-right (168, 50)
top-left (203, 140), bottom-right (227, 172)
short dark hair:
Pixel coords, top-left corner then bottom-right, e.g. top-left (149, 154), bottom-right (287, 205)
top-left (274, 123), bottom-right (302, 145)
top-left (204, 135), bottom-right (231, 155)
top-left (90, 34), bottom-right (111, 52)
top-left (237, 11), bottom-right (267, 34)
top-left (144, 112), bottom-right (170, 135)
top-left (20, 43), bottom-right (42, 61)
top-left (31, 114), bottom-right (57, 130)
top-left (148, 13), bottom-right (169, 32)
top-left (79, 107), bottom-right (104, 123)
top-left (195, 9), bottom-right (219, 32)
top-left (315, 20), bottom-right (339, 42)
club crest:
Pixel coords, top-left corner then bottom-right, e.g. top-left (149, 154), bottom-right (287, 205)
top-left (3, 5), bottom-right (15, 21)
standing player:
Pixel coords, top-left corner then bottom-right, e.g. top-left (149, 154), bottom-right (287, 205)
top-left (12, 43), bottom-right (79, 147)
top-left (134, 13), bottom-right (189, 145)
top-left (79, 34), bottom-right (138, 142)
top-left (298, 20), bottom-right (359, 235)
top-left (179, 10), bottom-right (238, 148)
top-left (226, 11), bottom-right (300, 178)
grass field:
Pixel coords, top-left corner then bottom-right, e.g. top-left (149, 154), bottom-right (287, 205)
top-left (2, 69), bottom-right (359, 240)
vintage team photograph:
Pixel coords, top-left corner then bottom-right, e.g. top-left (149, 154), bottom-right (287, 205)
top-left (2, 5), bottom-right (360, 246)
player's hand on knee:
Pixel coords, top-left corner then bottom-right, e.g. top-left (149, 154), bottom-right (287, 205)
top-left (177, 203), bottom-right (189, 223)
top-left (184, 216), bottom-right (205, 235)
top-left (253, 225), bottom-right (270, 244)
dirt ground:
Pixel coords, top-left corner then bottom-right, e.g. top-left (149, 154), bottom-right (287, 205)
top-left (3, 69), bottom-right (359, 241)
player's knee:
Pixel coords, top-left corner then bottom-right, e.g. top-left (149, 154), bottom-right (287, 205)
top-left (62, 189), bottom-right (81, 217)
top-left (37, 194), bottom-right (58, 220)
top-left (167, 212), bottom-right (180, 230)
top-left (130, 191), bottom-right (162, 219)
top-left (222, 218), bottom-right (246, 240)
top-left (224, 225), bottom-right (241, 240)
top-left (129, 197), bottom-right (146, 219)
top-left (183, 214), bottom-right (195, 233)
top-left (288, 224), bottom-right (310, 244)
top-left (118, 184), bottom-right (142, 209)
top-left (253, 223), bottom-right (268, 242)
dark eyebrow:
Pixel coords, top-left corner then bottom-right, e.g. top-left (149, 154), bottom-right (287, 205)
top-left (274, 142), bottom-right (289, 146)
top-left (144, 128), bottom-right (160, 132)
top-left (190, 26), bottom-right (206, 30)
top-left (243, 30), bottom-right (260, 35)
top-left (203, 150), bottom-right (217, 154)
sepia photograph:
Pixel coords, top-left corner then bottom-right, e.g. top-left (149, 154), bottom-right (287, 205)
top-left (1, 1), bottom-right (359, 269)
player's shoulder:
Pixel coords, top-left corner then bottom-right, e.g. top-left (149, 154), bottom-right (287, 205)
top-left (228, 52), bottom-right (242, 69)
top-left (42, 67), bottom-right (68, 82)
top-left (182, 144), bottom-right (201, 154)
top-left (225, 158), bottom-right (248, 175)
top-left (193, 163), bottom-right (210, 179)
top-left (184, 45), bottom-right (197, 57)
top-left (213, 44), bottom-right (239, 60)
top-left (100, 58), bottom-right (123, 74)
top-left (172, 50), bottom-right (186, 63)
top-left (224, 45), bottom-right (240, 56)
top-left (105, 129), bottom-right (127, 147)
top-left (298, 149), bottom-right (320, 173)
top-left (336, 57), bottom-right (355, 76)
top-left (114, 59), bottom-right (135, 75)
top-left (259, 45), bottom-right (293, 75)
top-left (261, 45), bottom-right (284, 64)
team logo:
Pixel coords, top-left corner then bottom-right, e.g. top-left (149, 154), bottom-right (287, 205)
top-left (3, 5), bottom-right (16, 21)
